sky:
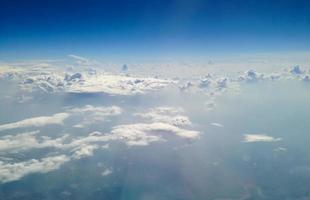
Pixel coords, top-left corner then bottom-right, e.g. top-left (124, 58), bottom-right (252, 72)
top-left (0, 0), bottom-right (310, 61)
top-left (1, 1), bottom-right (310, 198)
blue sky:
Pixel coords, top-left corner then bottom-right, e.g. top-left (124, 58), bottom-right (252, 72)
top-left (0, 0), bottom-right (310, 61)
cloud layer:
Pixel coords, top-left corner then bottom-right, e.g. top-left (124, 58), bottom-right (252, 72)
top-left (0, 105), bottom-right (200, 183)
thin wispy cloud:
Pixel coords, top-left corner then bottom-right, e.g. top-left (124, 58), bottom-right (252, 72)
top-left (0, 113), bottom-right (69, 132)
top-left (243, 134), bottom-right (282, 143)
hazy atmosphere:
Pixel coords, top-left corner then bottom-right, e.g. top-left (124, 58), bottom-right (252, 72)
top-left (0, 0), bottom-right (310, 199)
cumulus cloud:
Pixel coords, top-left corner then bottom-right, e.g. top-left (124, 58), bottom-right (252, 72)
top-left (199, 75), bottom-right (212, 88)
top-left (65, 74), bottom-right (174, 95)
top-left (0, 131), bottom-right (67, 152)
top-left (243, 134), bottom-right (282, 143)
top-left (134, 107), bottom-right (191, 127)
top-left (197, 75), bottom-right (229, 90)
top-left (0, 155), bottom-right (70, 183)
top-left (215, 77), bottom-right (228, 89)
top-left (71, 144), bottom-right (98, 160)
top-left (2, 60), bottom-right (310, 98)
top-left (119, 107), bottom-right (199, 145)
top-left (111, 122), bottom-right (199, 146)
top-left (290, 65), bottom-right (304, 75)
top-left (64, 72), bottom-right (83, 82)
top-left (1, 64), bottom-right (174, 96)
top-left (0, 113), bottom-right (69, 132)
top-left (68, 105), bottom-right (121, 115)
top-left (179, 81), bottom-right (194, 91)
top-left (238, 70), bottom-right (264, 82)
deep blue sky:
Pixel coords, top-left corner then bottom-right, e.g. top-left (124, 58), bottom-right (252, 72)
top-left (0, 0), bottom-right (310, 61)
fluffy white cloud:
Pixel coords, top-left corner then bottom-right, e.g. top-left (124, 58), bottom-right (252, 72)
top-left (0, 155), bottom-right (70, 183)
top-left (68, 105), bottom-right (122, 116)
top-left (0, 130), bottom-right (113, 158)
top-left (111, 122), bottom-right (199, 146)
top-left (198, 75), bottom-right (229, 90)
top-left (1, 64), bottom-right (174, 96)
top-left (71, 144), bottom-right (98, 160)
top-left (243, 134), bottom-right (282, 143)
top-left (0, 131), bottom-right (67, 152)
top-left (215, 77), bottom-right (228, 89)
top-left (65, 74), bottom-right (174, 95)
top-left (0, 113), bottom-right (69, 132)
top-left (64, 132), bottom-right (115, 149)
top-left (238, 70), bottom-right (264, 82)
top-left (135, 107), bottom-right (191, 127)
top-left (3, 61), bottom-right (309, 99)
top-left (199, 75), bottom-right (212, 88)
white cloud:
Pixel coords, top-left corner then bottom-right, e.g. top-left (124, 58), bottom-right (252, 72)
top-left (0, 130), bottom-right (115, 183)
top-left (0, 113), bottom-right (69, 132)
top-left (210, 123), bottom-right (223, 127)
top-left (101, 168), bottom-right (113, 176)
top-left (135, 107), bottom-right (191, 127)
top-left (179, 81), bottom-right (194, 91)
top-left (129, 107), bottom-right (200, 145)
top-left (199, 75), bottom-right (212, 88)
top-left (65, 132), bottom-right (115, 149)
top-left (65, 74), bottom-right (174, 96)
top-left (71, 144), bottom-right (98, 160)
top-left (0, 155), bottom-right (70, 183)
top-left (0, 105), bottom-right (122, 133)
top-left (67, 105), bottom-right (122, 128)
top-left (68, 105), bottom-right (121, 115)
top-left (238, 70), bottom-right (264, 82)
top-left (215, 77), bottom-right (228, 89)
top-left (111, 122), bottom-right (199, 146)
top-left (243, 134), bottom-right (282, 143)
top-left (0, 130), bottom-right (114, 160)
top-left (1, 64), bottom-right (174, 96)
top-left (0, 131), bottom-right (67, 152)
